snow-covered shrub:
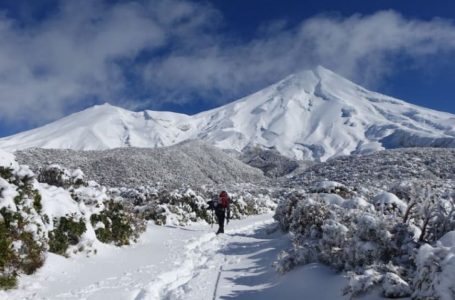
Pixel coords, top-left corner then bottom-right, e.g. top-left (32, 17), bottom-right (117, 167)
top-left (273, 190), bottom-right (420, 298)
top-left (344, 269), bottom-right (411, 298)
top-left (90, 200), bottom-right (145, 246)
top-left (122, 188), bottom-right (211, 226)
top-left (372, 192), bottom-right (407, 216)
top-left (343, 269), bottom-right (383, 297)
top-left (0, 166), bottom-right (46, 289)
top-left (48, 216), bottom-right (86, 256)
top-left (310, 180), bottom-right (354, 198)
top-left (38, 164), bottom-right (85, 188)
top-left (118, 186), bottom-right (277, 226)
top-left (274, 191), bottom-right (304, 231)
top-left (274, 250), bottom-right (296, 274)
top-left (289, 198), bottom-right (330, 239)
top-left (0, 151), bottom-right (147, 290)
top-left (229, 191), bottom-right (277, 218)
top-left (319, 218), bottom-right (349, 269)
top-left (413, 233), bottom-right (455, 300)
top-left (276, 147), bottom-right (455, 298)
top-left (382, 272), bottom-right (411, 298)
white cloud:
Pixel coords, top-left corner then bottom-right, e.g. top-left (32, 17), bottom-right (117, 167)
top-left (0, 0), bottom-right (215, 125)
top-left (1, 3), bottom-right (455, 129)
top-left (144, 10), bottom-right (455, 105)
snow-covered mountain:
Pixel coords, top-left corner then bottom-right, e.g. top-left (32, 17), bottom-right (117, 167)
top-left (2, 66), bottom-right (455, 161)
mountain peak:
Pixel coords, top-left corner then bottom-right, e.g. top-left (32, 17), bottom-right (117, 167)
top-left (89, 102), bottom-right (121, 112)
top-left (273, 66), bottom-right (355, 95)
top-left (1, 68), bottom-right (455, 160)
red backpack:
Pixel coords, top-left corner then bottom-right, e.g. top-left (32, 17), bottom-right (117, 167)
top-left (219, 191), bottom-right (229, 208)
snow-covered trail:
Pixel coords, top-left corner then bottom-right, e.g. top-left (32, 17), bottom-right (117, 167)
top-left (2, 214), bottom-right (387, 300)
top-left (1, 214), bottom-right (274, 300)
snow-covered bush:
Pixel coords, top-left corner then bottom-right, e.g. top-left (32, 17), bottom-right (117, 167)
top-left (310, 180), bottom-right (354, 198)
top-left (274, 191), bottom-right (304, 231)
top-left (273, 189), bottom-right (421, 298)
top-left (413, 232), bottom-right (455, 300)
top-left (38, 164), bottom-right (85, 188)
top-left (277, 149), bottom-right (455, 299)
top-left (382, 272), bottom-right (412, 298)
top-left (343, 269), bottom-right (383, 297)
top-left (118, 186), bottom-right (277, 226)
top-left (0, 151), bottom-right (146, 289)
top-left (229, 191), bottom-right (277, 218)
top-left (117, 187), bottom-right (212, 226)
top-left (372, 192), bottom-right (407, 216)
top-left (48, 216), bottom-right (86, 256)
top-left (90, 200), bottom-right (145, 246)
top-left (0, 165), bottom-right (46, 289)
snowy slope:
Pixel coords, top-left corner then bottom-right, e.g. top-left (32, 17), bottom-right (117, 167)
top-left (2, 66), bottom-right (455, 161)
top-left (15, 140), bottom-right (266, 188)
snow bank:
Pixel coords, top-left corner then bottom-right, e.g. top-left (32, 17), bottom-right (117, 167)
top-left (0, 149), bottom-right (16, 168)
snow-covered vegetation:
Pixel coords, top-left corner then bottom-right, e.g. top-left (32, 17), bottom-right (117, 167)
top-left (115, 185), bottom-right (277, 226)
top-left (232, 145), bottom-right (312, 178)
top-left (16, 140), bottom-right (266, 188)
top-left (0, 147), bottom-right (280, 290)
top-left (275, 148), bottom-right (455, 298)
top-left (0, 151), bottom-right (146, 289)
top-left (288, 148), bottom-right (455, 194)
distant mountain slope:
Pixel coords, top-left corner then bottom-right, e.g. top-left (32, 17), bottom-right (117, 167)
top-left (230, 146), bottom-right (313, 178)
top-left (2, 66), bottom-right (455, 161)
top-left (287, 147), bottom-right (455, 192)
top-left (15, 141), bottom-right (266, 188)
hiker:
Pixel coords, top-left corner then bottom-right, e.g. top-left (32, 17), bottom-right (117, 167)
top-left (208, 191), bottom-right (231, 234)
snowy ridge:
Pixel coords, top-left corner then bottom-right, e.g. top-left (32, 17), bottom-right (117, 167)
top-left (2, 66), bottom-right (455, 161)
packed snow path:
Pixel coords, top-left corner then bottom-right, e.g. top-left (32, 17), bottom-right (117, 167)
top-left (2, 214), bottom-right (388, 300)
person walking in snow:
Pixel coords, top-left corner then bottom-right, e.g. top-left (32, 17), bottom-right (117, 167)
top-left (216, 191), bottom-right (231, 234)
top-left (208, 191), bottom-right (231, 234)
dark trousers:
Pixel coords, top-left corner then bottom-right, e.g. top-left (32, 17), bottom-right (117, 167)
top-left (215, 208), bottom-right (225, 234)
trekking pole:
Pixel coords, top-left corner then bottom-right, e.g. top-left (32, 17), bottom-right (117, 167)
top-left (211, 208), bottom-right (214, 229)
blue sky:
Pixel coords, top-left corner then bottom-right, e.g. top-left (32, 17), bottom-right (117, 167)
top-left (0, 0), bottom-right (455, 137)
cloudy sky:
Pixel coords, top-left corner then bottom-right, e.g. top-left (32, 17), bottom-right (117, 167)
top-left (1, 0), bottom-right (455, 136)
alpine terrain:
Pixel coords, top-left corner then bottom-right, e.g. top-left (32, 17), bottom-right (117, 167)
top-left (2, 67), bottom-right (455, 300)
top-left (1, 66), bottom-right (455, 161)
